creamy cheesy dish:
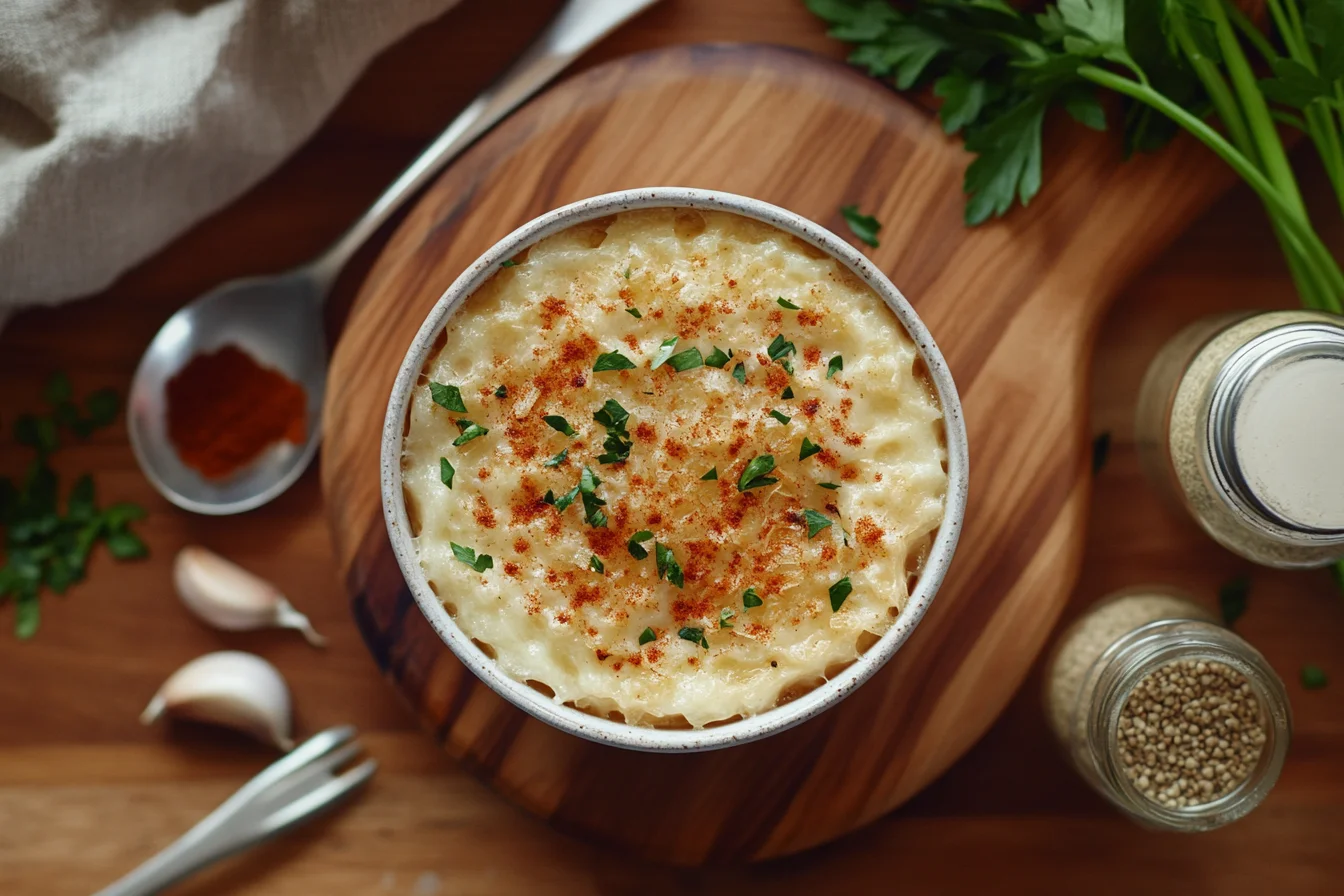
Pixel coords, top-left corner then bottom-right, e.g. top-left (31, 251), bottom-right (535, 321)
top-left (401, 208), bottom-right (947, 728)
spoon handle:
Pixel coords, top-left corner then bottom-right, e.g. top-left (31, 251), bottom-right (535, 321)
top-left (305, 0), bottom-right (662, 295)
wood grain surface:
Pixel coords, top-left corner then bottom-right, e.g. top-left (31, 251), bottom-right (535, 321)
top-left (1, 0), bottom-right (1342, 893)
top-left (321, 40), bottom-right (1252, 864)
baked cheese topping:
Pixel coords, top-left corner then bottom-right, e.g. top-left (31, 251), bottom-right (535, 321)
top-left (402, 208), bottom-right (946, 728)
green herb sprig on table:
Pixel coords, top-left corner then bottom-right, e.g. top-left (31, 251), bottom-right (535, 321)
top-left (1, 375), bottom-right (146, 639)
top-left (809, 0), bottom-right (1344, 590)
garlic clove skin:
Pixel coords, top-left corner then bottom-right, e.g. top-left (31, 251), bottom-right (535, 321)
top-left (142, 651), bottom-right (295, 750)
top-left (174, 546), bottom-right (327, 647)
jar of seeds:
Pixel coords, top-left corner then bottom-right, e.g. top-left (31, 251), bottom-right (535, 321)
top-left (1044, 587), bottom-right (1291, 831)
top-left (1135, 309), bottom-right (1344, 568)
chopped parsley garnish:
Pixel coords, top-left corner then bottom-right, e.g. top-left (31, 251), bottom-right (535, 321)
top-left (678, 626), bottom-right (709, 649)
top-left (781, 386), bottom-right (794, 399)
top-left (543, 448), bottom-right (568, 467)
top-left (799, 437), bottom-right (821, 461)
top-left (500, 259), bottom-right (518, 268)
top-left (719, 607), bottom-right (736, 629)
top-left (650, 336), bottom-right (680, 370)
top-left (704, 346), bottom-right (731, 368)
top-left (452, 421), bottom-right (488, 447)
top-left (439, 457), bottom-right (455, 489)
top-left (638, 626), bottom-right (656, 645)
top-left (593, 351), bottom-right (636, 372)
top-left (1219, 576), bottom-right (1250, 628)
top-left (589, 554), bottom-right (605, 573)
top-left (742, 587), bottom-right (763, 609)
top-left (665, 347), bottom-right (704, 372)
top-left (768, 409), bottom-right (791, 425)
top-left (626, 307), bottom-right (642, 318)
top-left (579, 466), bottom-right (607, 527)
top-left (827, 355), bottom-right (843, 380)
top-left (767, 335), bottom-right (796, 363)
top-left (593, 399), bottom-right (633, 464)
top-left (494, 385), bottom-right (508, 398)
top-left (777, 297), bottom-right (801, 310)
top-left (543, 484), bottom-right (580, 513)
top-left (543, 415), bottom-right (576, 437)
top-left (840, 205), bottom-right (881, 248)
top-left (731, 362), bottom-right (747, 385)
top-left (700, 467), bottom-right (718, 481)
top-left (819, 482), bottom-right (841, 490)
top-left (451, 543), bottom-right (493, 573)
top-left (803, 509), bottom-right (833, 539)
top-left (624, 266), bottom-right (632, 279)
top-left (429, 382), bottom-right (467, 413)
top-left (627, 530), bottom-right (654, 560)
top-left (829, 576), bottom-right (853, 612)
top-left (1302, 665), bottom-right (1329, 690)
top-left (655, 542), bottom-right (684, 588)
top-left (738, 455), bottom-right (778, 492)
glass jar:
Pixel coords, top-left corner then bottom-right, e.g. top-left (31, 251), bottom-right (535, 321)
top-left (1045, 588), bottom-right (1291, 831)
top-left (1135, 310), bottom-right (1344, 568)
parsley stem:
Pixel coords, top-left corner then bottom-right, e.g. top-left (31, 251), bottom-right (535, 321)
top-left (1079, 65), bottom-right (1344, 313)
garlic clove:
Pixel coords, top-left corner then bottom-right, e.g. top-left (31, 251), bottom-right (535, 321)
top-left (174, 546), bottom-right (327, 647)
top-left (142, 651), bottom-right (295, 750)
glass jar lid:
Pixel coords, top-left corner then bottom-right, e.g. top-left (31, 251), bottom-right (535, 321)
top-left (1207, 320), bottom-right (1344, 535)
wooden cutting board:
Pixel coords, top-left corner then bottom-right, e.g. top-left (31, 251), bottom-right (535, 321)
top-left (321, 44), bottom-right (1239, 863)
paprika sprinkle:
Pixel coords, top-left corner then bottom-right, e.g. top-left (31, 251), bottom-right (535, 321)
top-left (165, 345), bottom-right (307, 480)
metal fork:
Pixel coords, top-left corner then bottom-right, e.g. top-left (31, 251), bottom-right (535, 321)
top-left (95, 726), bottom-right (378, 896)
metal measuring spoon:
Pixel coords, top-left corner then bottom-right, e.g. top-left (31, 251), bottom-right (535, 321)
top-left (129, 0), bottom-right (661, 515)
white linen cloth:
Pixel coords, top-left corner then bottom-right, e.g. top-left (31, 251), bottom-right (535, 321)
top-left (0, 0), bottom-right (460, 322)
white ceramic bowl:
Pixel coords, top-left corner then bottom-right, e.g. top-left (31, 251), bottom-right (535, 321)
top-left (381, 188), bottom-right (969, 752)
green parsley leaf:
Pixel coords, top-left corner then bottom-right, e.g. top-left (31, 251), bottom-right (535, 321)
top-left (494, 385), bottom-right (508, 398)
top-left (738, 455), bottom-right (778, 492)
top-left (799, 437), bottom-right (821, 461)
top-left (429, 382), bottom-right (468, 413)
top-left (829, 576), bottom-right (853, 612)
top-left (500, 259), bottom-right (518, 268)
top-left (777, 297), bottom-right (801, 310)
top-left (678, 626), bottom-right (709, 649)
top-left (827, 355), bottom-right (843, 379)
top-left (580, 466), bottom-right (608, 527)
top-left (84, 389), bottom-right (120, 428)
top-left (731, 362), bottom-right (747, 385)
top-left (593, 399), bottom-right (633, 465)
top-left (963, 96), bottom-right (1048, 225)
top-left (1219, 576), bottom-right (1250, 627)
top-left (450, 542), bottom-right (494, 573)
top-left (700, 467), bottom-right (718, 481)
top-left (105, 529), bottom-right (148, 560)
top-left (840, 205), bottom-right (881, 248)
top-left (543, 448), bottom-right (568, 467)
top-left (593, 351), bottom-right (637, 372)
top-left (14, 595), bottom-right (39, 640)
top-left (743, 587), bottom-right (763, 609)
top-left (628, 530), bottom-right (655, 560)
top-left (43, 372), bottom-right (72, 406)
top-left (650, 336), bottom-right (680, 370)
top-left (589, 554), bottom-right (605, 573)
top-left (934, 70), bottom-right (997, 135)
top-left (665, 347), bottom-right (704, 372)
top-left (439, 457), bottom-right (455, 489)
top-left (781, 386), bottom-right (794, 399)
top-left (704, 346), bottom-right (731, 368)
top-left (545, 484), bottom-right (580, 513)
top-left (819, 482), bottom-right (841, 490)
top-left (452, 421), bottom-right (488, 447)
top-left (767, 335), bottom-right (796, 363)
top-left (626, 307), bottom-right (642, 318)
top-left (624, 266), bottom-right (633, 279)
top-left (543, 415), bottom-right (576, 437)
top-left (719, 607), bottom-right (736, 629)
top-left (593, 399), bottom-right (630, 431)
top-left (1301, 664), bottom-right (1329, 690)
top-left (639, 626), bottom-right (656, 645)
top-left (803, 508), bottom-right (833, 539)
top-left (769, 409), bottom-right (791, 425)
top-left (655, 542), bottom-right (685, 588)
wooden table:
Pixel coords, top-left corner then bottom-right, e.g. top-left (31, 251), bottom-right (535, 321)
top-left (2, 2), bottom-right (1341, 892)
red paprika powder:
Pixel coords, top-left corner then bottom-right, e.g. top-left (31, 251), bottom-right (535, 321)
top-left (165, 345), bottom-right (307, 480)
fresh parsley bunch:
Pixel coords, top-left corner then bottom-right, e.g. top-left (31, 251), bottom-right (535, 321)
top-left (808, 0), bottom-right (1343, 316)
top-left (0, 374), bottom-right (147, 639)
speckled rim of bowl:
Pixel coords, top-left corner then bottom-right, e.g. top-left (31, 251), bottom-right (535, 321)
top-left (381, 188), bottom-right (969, 753)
